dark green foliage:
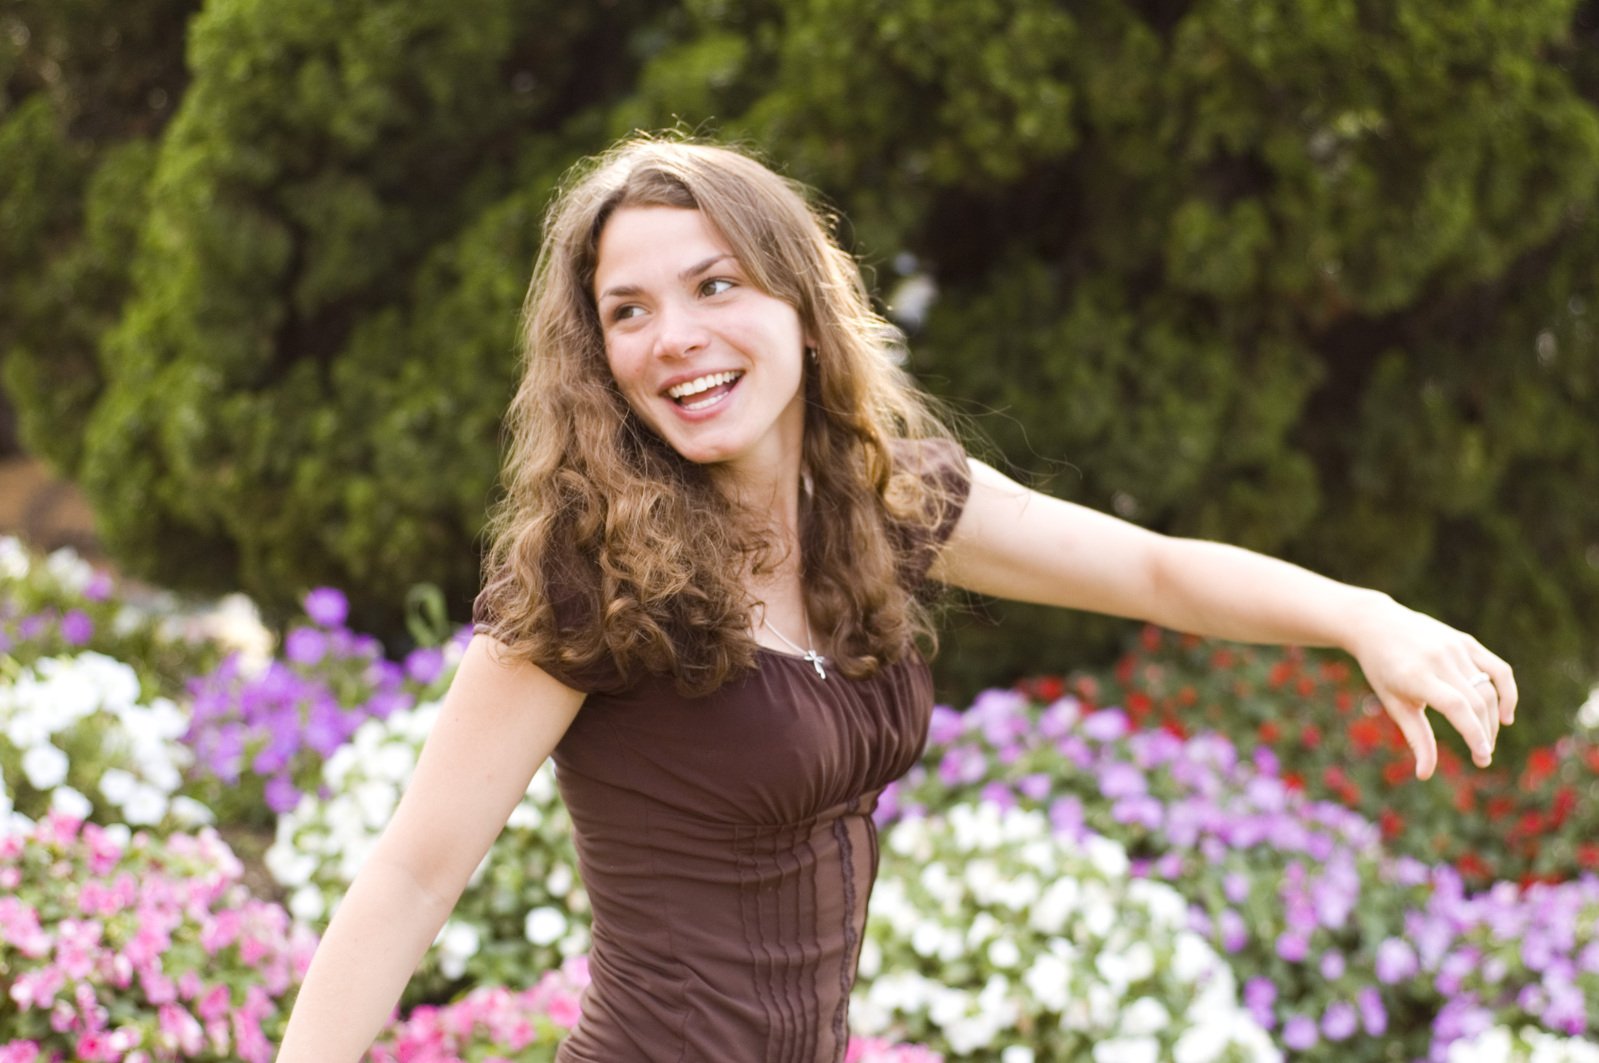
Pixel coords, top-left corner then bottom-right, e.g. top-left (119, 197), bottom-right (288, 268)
top-left (0, 0), bottom-right (198, 456)
top-left (3, 0), bottom-right (1596, 741)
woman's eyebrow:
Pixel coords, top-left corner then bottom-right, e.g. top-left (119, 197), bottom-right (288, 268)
top-left (597, 254), bottom-right (738, 303)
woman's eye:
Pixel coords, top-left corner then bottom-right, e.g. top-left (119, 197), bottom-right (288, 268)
top-left (610, 304), bottom-right (643, 322)
top-left (700, 278), bottom-right (735, 297)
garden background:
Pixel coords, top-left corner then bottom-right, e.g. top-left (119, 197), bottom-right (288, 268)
top-left (2, 0), bottom-right (1598, 1060)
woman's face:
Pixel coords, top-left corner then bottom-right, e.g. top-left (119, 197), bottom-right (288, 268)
top-left (593, 206), bottom-right (809, 481)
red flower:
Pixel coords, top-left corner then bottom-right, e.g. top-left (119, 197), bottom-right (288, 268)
top-left (1268, 661), bottom-right (1294, 689)
top-left (1283, 772), bottom-right (1305, 792)
top-left (1127, 691), bottom-right (1153, 722)
top-left (1383, 760), bottom-right (1412, 786)
top-left (1579, 843), bottom-right (1599, 869)
top-left (1380, 809), bottom-right (1404, 839)
top-left (1350, 717), bottom-right (1384, 754)
top-left (1140, 625), bottom-right (1163, 651)
top-left (1452, 786), bottom-right (1476, 814)
top-left (1297, 676), bottom-right (1316, 697)
top-left (1259, 721), bottom-right (1281, 744)
top-left (1523, 747), bottom-right (1559, 789)
top-left (1300, 724), bottom-right (1322, 750)
top-left (1456, 852), bottom-right (1491, 881)
top-left (1177, 685), bottom-right (1197, 707)
top-left (1212, 648), bottom-right (1236, 669)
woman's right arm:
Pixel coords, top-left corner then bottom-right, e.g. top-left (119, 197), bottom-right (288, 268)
top-left (276, 634), bottom-right (586, 1062)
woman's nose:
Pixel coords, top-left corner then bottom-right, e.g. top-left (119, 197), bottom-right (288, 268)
top-left (651, 301), bottom-right (710, 359)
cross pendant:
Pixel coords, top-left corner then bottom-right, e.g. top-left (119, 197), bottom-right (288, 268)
top-left (803, 649), bottom-right (828, 680)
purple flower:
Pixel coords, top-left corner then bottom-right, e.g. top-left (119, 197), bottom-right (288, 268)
top-left (1081, 708), bottom-right (1128, 742)
top-left (1357, 987), bottom-right (1387, 1036)
top-left (1048, 795), bottom-right (1085, 839)
top-left (1275, 931), bottom-right (1309, 963)
top-left (303, 587), bottom-right (349, 628)
top-left (1016, 773), bottom-right (1052, 801)
top-left (1218, 909), bottom-right (1248, 953)
top-left (1321, 1002), bottom-right (1358, 1041)
top-left (927, 705), bottom-right (962, 745)
top-left (263, 774), bottom-right (301, 814)
top-left (1375, 938), bottom-right (1418, 984)
top-left (1319, 950), bottom-right (1345, 980)
top-left (937, 746), bottom-right (987, 786)
top-left (1282, 1015), bottom-right (1318, 1050)
top-left (979, 782), bottom-right (1016, 812)
top-left (403, 646), bottom-right (445, 685)
top-left (1243, 976), bottom-right (1276, 1028)
top-left (1098, 761), bottom-right (1147, 799)
top-left (83, 571), bottom-right (114, 602)
top-left (59, 609), bottom-right (94, 645)
top-left (284, 627), bottom-right (327, 666)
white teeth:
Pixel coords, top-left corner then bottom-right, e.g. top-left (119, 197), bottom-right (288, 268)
top-left (666, 371), bottom-right (741, 400)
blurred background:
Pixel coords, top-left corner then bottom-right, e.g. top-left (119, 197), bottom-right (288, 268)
top-left (2, 0), bottom-right (1596, 751)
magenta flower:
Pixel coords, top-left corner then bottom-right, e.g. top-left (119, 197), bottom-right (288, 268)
top-left (59, 609), bottom-right (94, 645)
top-left (302, 587), bottom-right (349, 628)
top-left (1282, 1014), bottom-right (1318, 1050)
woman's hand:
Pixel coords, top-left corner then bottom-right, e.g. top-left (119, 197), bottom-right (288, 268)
top-left (1345, 597), bottom-right (1518, 780)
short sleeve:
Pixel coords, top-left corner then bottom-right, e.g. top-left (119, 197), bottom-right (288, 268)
top-left (469, 565), bottom-right (626, 695)
top-left (888, 436), bottom-right (972, 591)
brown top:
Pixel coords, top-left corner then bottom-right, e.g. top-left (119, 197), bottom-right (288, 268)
top-left (473, 440), bottom-right (970, 1063)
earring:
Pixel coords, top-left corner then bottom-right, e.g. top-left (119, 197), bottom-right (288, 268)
top-left (806, 346), bottom-right (818, 364)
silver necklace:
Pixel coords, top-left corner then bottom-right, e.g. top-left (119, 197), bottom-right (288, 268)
top-left (762, 610), bottom-right (827, 680)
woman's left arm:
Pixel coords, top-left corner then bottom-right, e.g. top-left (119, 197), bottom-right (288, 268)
top-left (930, 458), bottom-right (1518, 780)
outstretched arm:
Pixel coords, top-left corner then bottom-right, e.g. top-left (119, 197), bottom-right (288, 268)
top-left (276, 635), bottom-right (585, 1062)
top-left (930, 458), bottom-right (1517, 780)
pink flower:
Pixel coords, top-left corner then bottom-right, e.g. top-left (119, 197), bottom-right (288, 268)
top-left (9, 968), bottom-right (65, 1011)
top-left (157, 1003), bottom-right (203, 1055)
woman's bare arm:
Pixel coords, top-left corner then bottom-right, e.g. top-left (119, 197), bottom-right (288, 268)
top-left (931, 458), bottom-right (1518, 780)
top-left (276, 634), bottom-right (585, 1062)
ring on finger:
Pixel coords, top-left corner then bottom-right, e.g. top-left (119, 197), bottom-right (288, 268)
top-left (1468, 671), bottom-right (1493, 687)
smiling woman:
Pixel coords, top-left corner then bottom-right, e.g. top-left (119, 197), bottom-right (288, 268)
top-left (276, 134), bottom-right (1518, 1063)
top-left (593, 205), bottom-right (809, 478)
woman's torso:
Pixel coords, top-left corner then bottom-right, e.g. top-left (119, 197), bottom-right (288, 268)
top-left (551, 646), bottom-right (935, 1063)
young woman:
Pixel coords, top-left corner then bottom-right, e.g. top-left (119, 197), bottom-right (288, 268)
top-left (275, 136), bottom-right (1516, 1061)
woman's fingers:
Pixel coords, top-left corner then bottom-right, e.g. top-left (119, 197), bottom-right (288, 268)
top-left (1419, 672), bottom-right (1496, 768)
top-left (1380, 695), bottom-right (1439, 780)
top-left (1473, 645), bottom-right (1519, 727)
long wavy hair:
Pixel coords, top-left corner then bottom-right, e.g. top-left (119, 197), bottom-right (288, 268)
top-left (476, 135), bottom-right (961, 694)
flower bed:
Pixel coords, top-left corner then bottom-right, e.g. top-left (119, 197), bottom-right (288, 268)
top-left (0, 813), bottom-right (315, 1062)
top-left (4, 548), bottom-right (1598, 1060)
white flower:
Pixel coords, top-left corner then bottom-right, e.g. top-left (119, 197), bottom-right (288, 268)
top-left (353, 780), bottom-right (396, 827)
top-left (99, 768), bottom-right (138, 805)
top-left (434, 920), bottom-right (481, 979)
top-left (290, 884), bottom-right (326, 924)
top-left (524, 906), bottom-right (567, 946)
top-left (857, 937), bottom-right (883, 980)
top-left (0, 536), bottom-right (31, 578)
top-left (1093, 1037), bottom-right (1159, 1063)
top-left (1001, 1047), bottom-right (1036, 1063)
top-left (266, 843), bottom-right (319, 887)
top-left (22, 742), bottom-right (71, 790)
top-left (1120, 996), bottom-right (1170, 1036)
top-left (49, 785), bottom-right (92, 820)
top-left (45, 546), bottom-right (96, 592)
top-left (988, 938), bottom-right (1022, 969)
top-left (1084, 834), bottom-right (1130, 879)
top-left (121, 783), bottom-right (168, 826)
top-left (1172, 930), bottom-right (1217, 982)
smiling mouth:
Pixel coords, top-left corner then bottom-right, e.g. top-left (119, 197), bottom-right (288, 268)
top-left (666, 370), bottom-right (744, 411)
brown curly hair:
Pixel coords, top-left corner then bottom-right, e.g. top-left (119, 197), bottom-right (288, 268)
top-left (475, 134), bottom-right (961, 695)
